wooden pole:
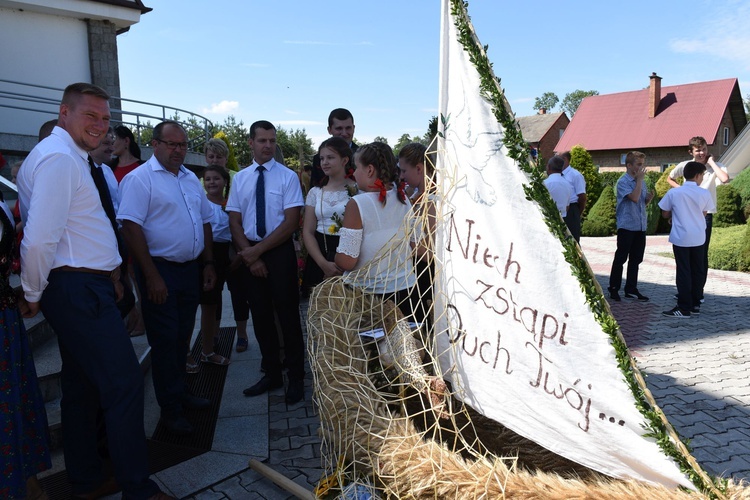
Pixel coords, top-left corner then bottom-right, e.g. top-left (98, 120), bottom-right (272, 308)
top-left (248, 459), bottom-right (316, 500)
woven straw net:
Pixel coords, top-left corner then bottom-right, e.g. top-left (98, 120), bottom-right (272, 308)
top-left (306, 166), bottom-right (750, 499)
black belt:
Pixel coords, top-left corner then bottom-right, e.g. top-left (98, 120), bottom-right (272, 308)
top-left (51, 265), bottom-right (117, 278)
top-left (152, 257), bottom-right (198, 267)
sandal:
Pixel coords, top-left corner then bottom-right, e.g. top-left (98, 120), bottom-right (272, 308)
top-left (200, 352), bottom-right (230, 366)
top-left (186, 359), bottom-right (200, 374)
top-left (236, 337), bottom-right (248, 353)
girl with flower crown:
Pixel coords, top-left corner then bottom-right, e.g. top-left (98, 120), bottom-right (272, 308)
top-left (335, 142), bottom-right (420, 319)
top-left (301, 137), bottom-right (358, 294)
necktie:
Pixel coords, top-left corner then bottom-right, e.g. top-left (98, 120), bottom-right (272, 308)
top-left (256, 165), bottom-right (266, 238)
top-left (87, 155), bottom-right (122, 256)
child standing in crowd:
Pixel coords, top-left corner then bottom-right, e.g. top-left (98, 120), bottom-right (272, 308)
top-left (667, 136), bottom-right (729, 303)
top-left (202, 139), bottom-right (249, 352)
top-left (301, 137), bottom-right (357, 295)
top-left (190, 165), bottom-right (232, 372)
top-left (607, 151), bottom-right (653, 302)
top-left (398, 143), bottom-right (436, 324)
top-left (335, 142), bottom-right (419, 320)
top-left (659, 161), bottom-right (715, 318)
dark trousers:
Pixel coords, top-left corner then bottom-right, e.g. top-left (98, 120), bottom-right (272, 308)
top-left (226, 261), bottom-right (250, 322)
top-left (673, 244), bottom-right (705, 311)
top-left (699, 214), bottom-right (713, 300)
top-left (608, 229), bottom-right (646, 293)
top-left (40, 272), bottom-right (158, 499)
top-left (244, 239), bottom-right (305, 381)
top-left (564, 203), bottom-right (581, 242)
top-left (136, 259), bottom-right (200, 416)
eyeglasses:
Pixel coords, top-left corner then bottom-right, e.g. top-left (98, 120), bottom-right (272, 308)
top-left (155, 139), bottom-right (188, 151)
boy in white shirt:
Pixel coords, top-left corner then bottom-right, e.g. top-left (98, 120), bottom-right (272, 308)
top-left (667, 136), bottom-right (728, 302)
top-left (659, 162), bottom-right (715, 318)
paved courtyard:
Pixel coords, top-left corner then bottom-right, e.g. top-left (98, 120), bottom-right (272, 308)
top-left (144, 234), bottom-right (750, 498)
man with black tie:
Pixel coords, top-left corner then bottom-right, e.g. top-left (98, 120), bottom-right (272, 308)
top-left (226, 120), bottom-right (306, 404)
top-left (18, 82), bottom-right (169, 499)
top-left (119, 120), bottom-right (216, 436)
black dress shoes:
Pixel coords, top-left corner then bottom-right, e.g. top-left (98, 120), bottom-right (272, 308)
top-left (243, 375), bottom-right (283, 397)
top-left (285, 379), bottom-right (304, 404)
top-left (161, 414), bottom-right (193, 436)
top-left (182, 393), bottom-right (210, 410)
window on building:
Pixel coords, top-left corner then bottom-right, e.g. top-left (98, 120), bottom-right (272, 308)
top-left (661, 163), bottom-right (676, 173)
top-left (723, 127), bottom-right (730, 146)
top-left (620, 154), bottom-right (627, 165)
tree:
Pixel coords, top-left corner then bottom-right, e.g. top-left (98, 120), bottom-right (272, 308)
top-left (394, 133), bottom-right (416, 157)
top-left (276, 126), bottom-right (314, 170)
top-left (373, 136), bottom-right (389, 145)
top-left (533, 92), bottom-right (559, 112)
top-left (745, 92), bottom-right (750, 122)
top-left (424, 115), bottom-right (438, 146)
top-left (561, 90), bottom-right (599, 116)
top-left (218, 115), bottom-right (250, 167)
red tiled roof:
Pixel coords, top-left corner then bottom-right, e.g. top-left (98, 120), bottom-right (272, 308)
top-left (555, 78), bottom-right (740, 152)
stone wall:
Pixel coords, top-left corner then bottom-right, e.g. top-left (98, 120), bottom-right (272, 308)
top-left (87, 19), bottom-right (122, 121)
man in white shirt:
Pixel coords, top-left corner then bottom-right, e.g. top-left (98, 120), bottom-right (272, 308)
top-left (119, 120), bottom-right (216, 436)
top-left (226, 120), bottom-right (306, 404)
top-left (667, 136), bottom-right (729, 303)
top-left (18, 83), bottom-right (168, 500)
top-left (560, 151), bottom-right (587, 243)
top-left (543, 155), bottom-right (571, 217)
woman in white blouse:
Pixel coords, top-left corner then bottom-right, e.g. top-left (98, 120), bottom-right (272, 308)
top-left (301, 137), bottom-right (357, 294)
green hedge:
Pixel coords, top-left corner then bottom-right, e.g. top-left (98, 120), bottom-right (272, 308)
top-left (715, 184), bottom-right (745, 227)
top-left (581, 185), bottom-right (616, 236)
top-left (731, 166), bottom-right (750, 207)
top-left (570, 145), bottom-right (602, 219)
top-left (708, 222), bottom-right (750, 272)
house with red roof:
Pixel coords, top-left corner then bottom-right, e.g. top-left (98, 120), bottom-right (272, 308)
top-left (516, 110), bottom-right (569, 162)
top-left (554, 73), bottom-right (747, 173)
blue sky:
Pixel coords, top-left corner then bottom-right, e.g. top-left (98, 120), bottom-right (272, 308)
top-left (117, 0), bottom-right (750, 150)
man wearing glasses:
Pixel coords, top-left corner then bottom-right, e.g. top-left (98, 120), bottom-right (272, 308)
top-left (118, 120), bottom-right (217, 436)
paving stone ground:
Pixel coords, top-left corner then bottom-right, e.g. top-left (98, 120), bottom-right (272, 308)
top-left (182, 235), bottom-right (750, 498)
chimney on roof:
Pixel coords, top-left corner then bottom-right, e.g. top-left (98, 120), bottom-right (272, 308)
top-left (649, 72), bottom-right (662, 118)
top-left (539, 107), bottom-right (547, 115)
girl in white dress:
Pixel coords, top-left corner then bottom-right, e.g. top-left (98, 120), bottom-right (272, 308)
top-left (301, 137), bottom-right (358, 293)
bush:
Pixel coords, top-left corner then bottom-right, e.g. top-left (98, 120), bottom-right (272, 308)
top-left (730, 166), bottom-right (750, 209)
top-left (654, 166), bottom-right (679, 234)
top-left (655, 165), bottom-right (678, 199)
top-left (741, 221), bottom-right (750, 272)
top-left (715, 184), bottom-right (744, 227)
top-left (708, 223), bottom-right (750, 271)
top-left (581, 185), bottom-right (616, 236)
top-left (646, 170), bottom-right (662, 190)
top-left (570, 145), bottom-right (602, 219)
top-left (646, 196), bottom-right (661, 235)
top-left (599, 171), bottom-right (621, 188)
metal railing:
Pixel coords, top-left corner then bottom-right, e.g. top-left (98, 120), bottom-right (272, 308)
top-left (0, 79), bottom-right (214, 152)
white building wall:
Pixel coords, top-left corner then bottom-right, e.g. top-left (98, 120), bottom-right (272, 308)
top-left (0, 7), bottom-right (90, 135)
